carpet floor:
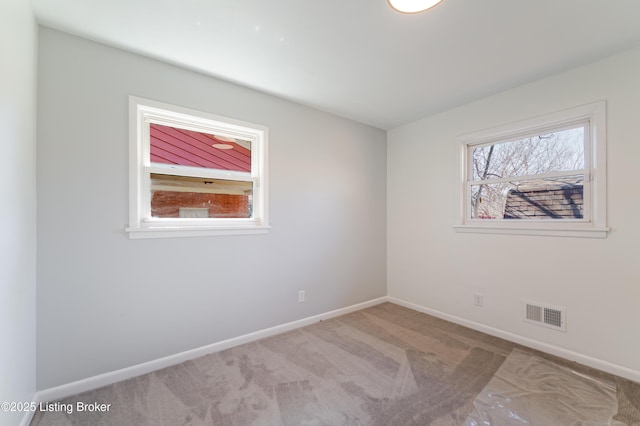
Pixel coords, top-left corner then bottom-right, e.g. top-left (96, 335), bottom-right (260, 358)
top-left (30, 303), bottom-right (640, 425)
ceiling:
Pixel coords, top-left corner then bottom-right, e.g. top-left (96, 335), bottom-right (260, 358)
top-left (32, 0), bottom-right (640, 130)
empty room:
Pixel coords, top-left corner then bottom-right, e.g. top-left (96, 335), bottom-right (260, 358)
top-left (2, 0), bottom-right (640, 425)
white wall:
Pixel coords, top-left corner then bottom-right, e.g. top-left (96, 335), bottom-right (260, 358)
top-left (0, 1), bottom-right (37, 425)
top-left (388, 46), bottom-right (640, 377)
top-left (36, 28), bottom-right (387, 390)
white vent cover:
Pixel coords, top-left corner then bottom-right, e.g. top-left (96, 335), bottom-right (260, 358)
top-left (524, 302), bottom-right (566, 332)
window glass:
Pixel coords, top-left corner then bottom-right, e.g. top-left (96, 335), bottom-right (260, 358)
top-left (455, 101), bottom-right (607, 238)
top-left (150, 123), bottom-right (251, 172)
top-left (469, 125), bottom-right (586, 221)
top-left (150, 174), bottom-right (253, 218)
top-left (127, 97), bottom-right (269, 238)
top-left (472, 126), bottom-right (584, 182)
top-left (470, 174), bottom-right (584, 220)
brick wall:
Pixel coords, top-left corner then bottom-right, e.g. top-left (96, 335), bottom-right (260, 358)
top-left (151, 191), bottom-right (250, 218)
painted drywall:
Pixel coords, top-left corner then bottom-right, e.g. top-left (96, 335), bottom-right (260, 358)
top-left (388, 46), bottom-right (640, 374)
top-left (36, 28), bottom-right (387, 390)
top-left (0, 1), bottom-right (37, 425)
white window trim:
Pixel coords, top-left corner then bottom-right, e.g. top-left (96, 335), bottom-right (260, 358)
top-left (454, 101), bottom-right (608, 238)
top-left (126, 96), bottom-right (270, 239)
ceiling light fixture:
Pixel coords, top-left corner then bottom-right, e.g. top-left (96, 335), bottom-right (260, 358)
top-left (212, 143), bottom-right (234, 150)
top-left (387, 0), bottom-right (444, 14)
top-left (211, 134), bottom-right (236, 149)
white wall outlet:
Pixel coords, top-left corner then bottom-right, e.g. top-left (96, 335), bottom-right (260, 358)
top-left (298, 290), bottom-right (306, 303)
top-left (473, 293), bottom-right (484, 307)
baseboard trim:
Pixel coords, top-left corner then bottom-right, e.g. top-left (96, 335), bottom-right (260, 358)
top-left (34, 295), bottom-right (639, 405)
top-left (36, 296), bottom-right (388, 403)
top-left (388, 296), bottom-right (640, 383)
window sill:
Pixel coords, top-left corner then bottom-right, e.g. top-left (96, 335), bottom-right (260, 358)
top-left (453, 224), bottom-right (609, 238)
top-left (126, 224), bottom-right (271, 239)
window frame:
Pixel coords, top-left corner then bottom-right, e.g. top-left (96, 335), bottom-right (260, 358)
top-left (127, 96), bottom-right (269, 239)
top-left (454, 101), bottom-right (608, 238)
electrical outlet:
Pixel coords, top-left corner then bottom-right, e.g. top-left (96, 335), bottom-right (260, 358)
top-left (473, 293), bottom-right (484, 307)
top-left (298, 290), bottom-right (306, 303)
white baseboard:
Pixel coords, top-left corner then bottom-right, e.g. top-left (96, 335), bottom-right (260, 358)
top-left (33, 294), bottom-right (640, 407)
top-left (388, 296), bottom-right (640, 383)
top-left (35, 297), bottom-right (388, 403)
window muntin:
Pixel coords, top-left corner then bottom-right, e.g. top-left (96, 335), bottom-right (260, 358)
top-left (456, 101), bottom-right (607, 238)
top-left (128, 97), bottom-right (269, 238)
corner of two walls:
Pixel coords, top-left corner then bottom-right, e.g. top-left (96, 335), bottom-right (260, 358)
top-left (34, 23), bottom-right (640, 395)
top-left (387, 46), bottom-right (640, 378)
top-left (0, 1), bottom-right (38, 425)
top-left (36, 27), bottom-right (387, 390)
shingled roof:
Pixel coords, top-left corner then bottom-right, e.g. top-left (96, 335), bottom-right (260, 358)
top-left (503, 182), bottom-right (583, 219)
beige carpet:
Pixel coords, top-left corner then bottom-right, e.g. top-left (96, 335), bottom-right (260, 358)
top-left (30, 303), bottom-right (640, 425)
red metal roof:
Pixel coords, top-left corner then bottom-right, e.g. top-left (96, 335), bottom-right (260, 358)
top-left (150, 123), bottom-right (251, 172)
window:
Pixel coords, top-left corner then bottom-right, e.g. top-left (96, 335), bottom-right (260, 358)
top-left (455, 101), bottom-right (607, 238)
top-left (127, 97), bottom-right (269, 238)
